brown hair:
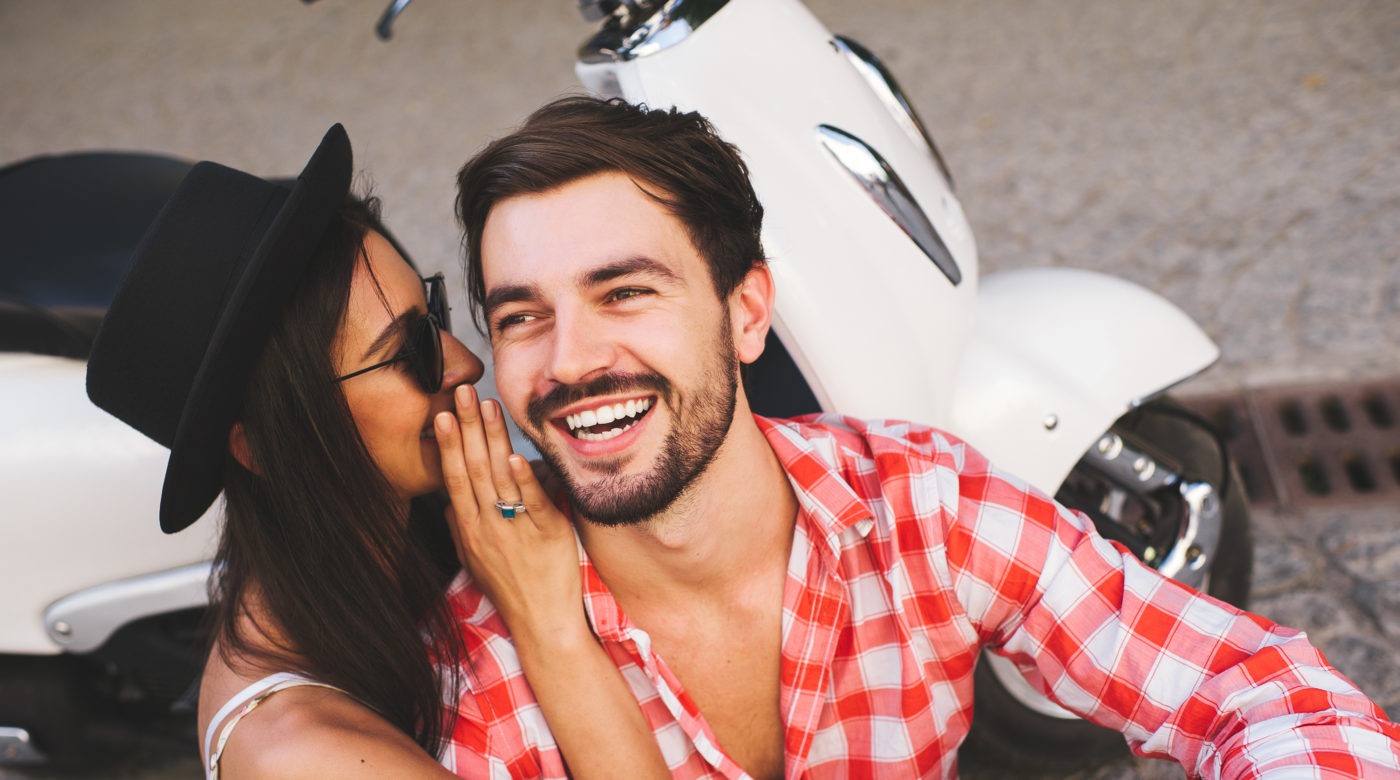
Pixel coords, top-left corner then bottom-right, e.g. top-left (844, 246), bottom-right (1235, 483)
top-left (214, 196), bottom-right (460, 754)
top-left (455, 96), bottom-right (766, 331)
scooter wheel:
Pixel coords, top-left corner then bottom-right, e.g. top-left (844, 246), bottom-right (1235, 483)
top-left (959, 396), bottom-right (1253, 772)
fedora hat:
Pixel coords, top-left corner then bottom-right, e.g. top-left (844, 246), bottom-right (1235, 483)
top-left (87, 124), bottom-right (352, 533)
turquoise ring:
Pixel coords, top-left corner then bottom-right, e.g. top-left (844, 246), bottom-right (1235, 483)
top-left (494, 499), bottom-right (527, 519)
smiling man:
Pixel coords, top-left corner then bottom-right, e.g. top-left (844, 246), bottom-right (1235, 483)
top-left (443, 96), bottom-right (1400, 779)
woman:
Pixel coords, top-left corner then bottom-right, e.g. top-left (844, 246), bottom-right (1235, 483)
top-left (86, 125), bottom-right (668, 778)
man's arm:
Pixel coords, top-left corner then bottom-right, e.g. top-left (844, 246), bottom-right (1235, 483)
top-left (948, 449), bottom-right (1400, 777)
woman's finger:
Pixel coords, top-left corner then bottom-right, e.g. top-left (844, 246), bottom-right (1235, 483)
top-left (434, 410), bottom-right (478, 552)
top-left (453, 385), bottom-right (498, 509)
top-left (481, 399), bottom-right (520, 503)
top-left (511, 454), bottom-right (566, 534)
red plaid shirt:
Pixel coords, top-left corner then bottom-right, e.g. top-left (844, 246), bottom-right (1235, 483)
top-left (440, 415), bottom-right (1400, 778)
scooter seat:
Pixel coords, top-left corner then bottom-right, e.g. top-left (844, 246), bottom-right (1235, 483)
top-left (0, 152), bottom-right (191, 359)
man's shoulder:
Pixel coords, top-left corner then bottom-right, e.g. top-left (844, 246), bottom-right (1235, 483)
top-left (442, 572), bottom-right (513, 645)
top-left (759, 412), bottom-right (980, 475)
top-left (440, 573), bottom-right (537, 698)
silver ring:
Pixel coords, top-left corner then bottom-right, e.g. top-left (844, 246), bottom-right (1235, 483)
top-left (494, 499), bottom-right (527, 519)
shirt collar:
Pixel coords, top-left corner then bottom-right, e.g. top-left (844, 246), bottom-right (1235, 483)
top-left (756, 415), bottom-right (876, 567)
top-left (569, 415), bottom-right (878, 641)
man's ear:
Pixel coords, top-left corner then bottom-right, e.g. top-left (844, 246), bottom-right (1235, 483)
top-left (730, 263), bottom-right (775, 365)
top-left (228, 422), bottom-right (260, 475)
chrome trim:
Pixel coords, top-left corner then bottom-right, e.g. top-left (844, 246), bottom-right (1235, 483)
top-left (43, 563), bottom-right (212, 653)
top-left (1158, 481), bottom-right (1220, 584)
top-left (374, 0), bottom-right (415, 40)
top-left (0, 727), bottom-right (46, 765)
top-left (832, 36), bottom-right (954, 191)
top-left (816, 125), bottom-right (962, 285)
top-left (1077, 434), bottom-right (1222, 591)
top-left (579, 0), bottom-right (729, 63)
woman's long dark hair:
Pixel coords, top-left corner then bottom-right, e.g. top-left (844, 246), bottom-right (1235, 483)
top-left (212, 196), bottom-right (461, 754)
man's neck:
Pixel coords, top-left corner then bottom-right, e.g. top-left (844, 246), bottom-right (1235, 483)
top-left (575, 408), bottom-right (798, 612)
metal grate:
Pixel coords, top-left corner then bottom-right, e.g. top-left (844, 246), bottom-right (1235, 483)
top-left (1180, 377), bottom-right (1400, 511)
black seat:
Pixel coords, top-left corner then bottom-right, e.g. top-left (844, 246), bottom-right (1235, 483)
top-left (0, 152), bottom-right (192, 359)
top-left (746, 331), bottom-right (823, 419)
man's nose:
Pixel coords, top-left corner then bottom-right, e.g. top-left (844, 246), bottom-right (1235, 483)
top-left (440, 330), bottom-right (485, 391)
top-left (546, 308), bottom-right (616, 386)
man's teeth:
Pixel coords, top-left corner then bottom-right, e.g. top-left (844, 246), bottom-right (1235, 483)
top-left (565, 398), bottom-right (652, 440)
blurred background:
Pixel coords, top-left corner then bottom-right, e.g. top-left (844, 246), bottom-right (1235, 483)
top-left (2, 1), bottom-right (1397, 778)
top-left (5, 0), bottom-right (1396, 396)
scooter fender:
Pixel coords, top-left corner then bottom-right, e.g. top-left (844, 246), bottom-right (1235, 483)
top-left (0, 354), bottom-right (217, 654)
top-left (944, 267), bottom-right (1219, 495)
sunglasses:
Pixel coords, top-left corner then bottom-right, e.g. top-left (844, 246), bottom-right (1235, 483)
top-left (335, 273), bottom-right (451, 393)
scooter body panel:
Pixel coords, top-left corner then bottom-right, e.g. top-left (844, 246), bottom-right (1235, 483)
top-left (578, 0), bottom-right (979, 427)
top-left (945, 267), bottom-right (1219, 494)
top-left (0, 354), bottom-right (217, 654)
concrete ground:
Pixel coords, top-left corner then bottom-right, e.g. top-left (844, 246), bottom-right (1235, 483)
top-left (2, 0), bottom-right (1396, 777)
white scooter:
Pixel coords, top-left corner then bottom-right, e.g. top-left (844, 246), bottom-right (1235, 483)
top-left (409, 0), bottom-right (1253, 769)
top-left (0, 0), bottom-right (1249, 770)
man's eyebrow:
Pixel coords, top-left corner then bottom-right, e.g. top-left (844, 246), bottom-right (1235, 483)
top-left (483, 283), bottom-right (541, 321)
top-left (483, 257), bottom-right (681, 320)
top-left (581, 256), bottom-right (682, 288)
top-left (361, 310), bottom-right (417, 360)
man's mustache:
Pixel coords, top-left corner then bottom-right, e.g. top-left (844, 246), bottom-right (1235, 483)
top-left (526, 372), bottom-right (672, 430)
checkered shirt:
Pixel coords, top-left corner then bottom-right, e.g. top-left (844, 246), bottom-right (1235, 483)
top-left (439, 414), bottom-right (1400, 778)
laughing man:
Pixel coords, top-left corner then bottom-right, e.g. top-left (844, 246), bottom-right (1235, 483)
top-left (442, 96), bottom-right (1400, 778)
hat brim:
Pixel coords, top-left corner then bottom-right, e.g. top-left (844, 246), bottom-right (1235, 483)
top-left (158, 125), bottom-right (352, 532)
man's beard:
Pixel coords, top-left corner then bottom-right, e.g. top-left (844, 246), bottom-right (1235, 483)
top-left (521, 316), bottom-right (739, 527)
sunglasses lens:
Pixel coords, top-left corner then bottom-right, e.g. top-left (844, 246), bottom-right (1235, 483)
top-left (414, 316), bottom-right (444, 393)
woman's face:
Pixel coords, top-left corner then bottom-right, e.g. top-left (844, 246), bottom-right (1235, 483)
top-left (334, 231), bottom-right (484, 502)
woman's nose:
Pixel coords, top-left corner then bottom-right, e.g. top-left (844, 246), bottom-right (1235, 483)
top-left (440, 330), bottom-right (485, 390)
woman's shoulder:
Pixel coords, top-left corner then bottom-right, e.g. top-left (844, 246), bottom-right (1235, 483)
top-left (200, 659), bottom-right (454, 779)
top-left (217, 683), bottom-right (447, 778)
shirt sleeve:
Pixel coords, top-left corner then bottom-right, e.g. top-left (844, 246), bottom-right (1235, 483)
top-left (944, 445), bottom-right (1400, 778)
top-left (439, 578), bottom-right (566, 780)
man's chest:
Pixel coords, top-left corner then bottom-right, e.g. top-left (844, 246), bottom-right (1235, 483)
top-left (647, 622), bottom-right (787, 780)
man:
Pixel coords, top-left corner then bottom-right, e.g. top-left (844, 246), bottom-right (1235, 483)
top-left (443, 96), bottom-right (1400, 778)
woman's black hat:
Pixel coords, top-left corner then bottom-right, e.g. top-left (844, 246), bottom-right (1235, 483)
top-left (87, 125), bottom-right (352, 533)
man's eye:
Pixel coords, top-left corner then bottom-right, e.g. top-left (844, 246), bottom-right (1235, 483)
top-left (494, 312), bottom-right (537, 333)
top-left (609, 287), bottom-right (650, 302)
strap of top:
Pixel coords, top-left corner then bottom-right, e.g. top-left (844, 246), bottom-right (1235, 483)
top-left (203, 671), bottom-right (347, 780)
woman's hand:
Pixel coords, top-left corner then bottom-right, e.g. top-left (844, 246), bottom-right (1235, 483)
top-left (433, 385), bottom-right (670, 780)
top-left (433, 385), bottom-right (586, 647)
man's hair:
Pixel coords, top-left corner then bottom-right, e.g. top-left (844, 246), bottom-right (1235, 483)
top-left (456, 96), bottom-right (766, 331)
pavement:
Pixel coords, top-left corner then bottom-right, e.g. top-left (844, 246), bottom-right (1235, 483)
top-left (2, 0), bottom-right (1397, 777)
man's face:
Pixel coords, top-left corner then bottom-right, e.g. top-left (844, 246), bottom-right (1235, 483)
top-left (480, 171), bottom-right (743, 525)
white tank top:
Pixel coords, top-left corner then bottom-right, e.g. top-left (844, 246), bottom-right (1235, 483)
top-left (202, 671), bottom-right (348, 780)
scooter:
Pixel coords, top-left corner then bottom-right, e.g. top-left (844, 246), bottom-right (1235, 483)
top-left (0, 152), bottom-right (220, 765)
top-left (0, 0), bottom-right (1249, 770)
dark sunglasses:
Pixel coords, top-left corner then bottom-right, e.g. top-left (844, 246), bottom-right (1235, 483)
top-left (335, 273), bottom-right (451, 393)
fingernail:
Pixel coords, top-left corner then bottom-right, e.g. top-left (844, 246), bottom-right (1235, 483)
top-left (482, 399), bottom-right (498, 421)
top-left (435, 412), bottom-right (453, 432)
top-left (456, 385), bottom-right (476, 407)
